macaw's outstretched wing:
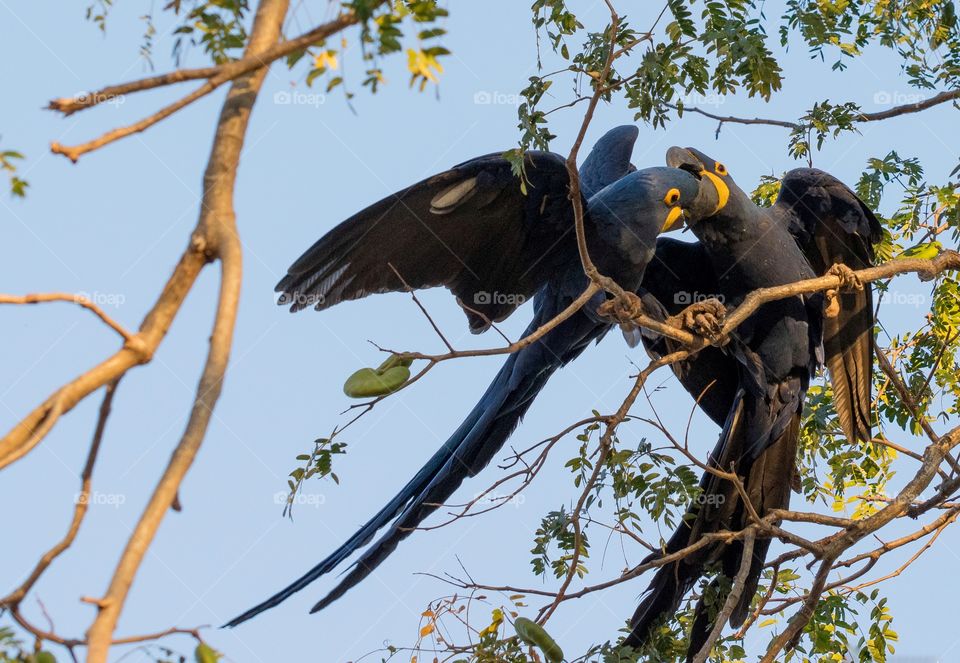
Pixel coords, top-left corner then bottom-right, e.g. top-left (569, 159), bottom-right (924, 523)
top-left (775, 168), bottom-right (882, 442)
top-left (276, 151), bottom-right (580, 332)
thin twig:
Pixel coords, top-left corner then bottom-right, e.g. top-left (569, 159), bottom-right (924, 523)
top-left (0, 293), bottom-right (133, 341)
top-left (49, 3), bottom-right (389, 161)
top-left (691, 530), bottom-right (756, 663)
top-left (387, 263), bottom-right (454, 352)
top-left (676, 89), bottom-right (960, 134)
top-left (1, 380), bottom-right (120, 609)
top-left (759, 556), bottom-right (836, 662)
top-left (9, 606), bottom-right (205, 650)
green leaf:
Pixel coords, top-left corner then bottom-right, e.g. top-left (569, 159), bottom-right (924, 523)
top-left (194, 642), bottom-right (221, 663)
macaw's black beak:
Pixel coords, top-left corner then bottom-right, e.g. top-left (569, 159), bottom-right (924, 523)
top-left (666, 146), bottom-right (704, 178)
top-left (668, 146), bottom-right (727, 219)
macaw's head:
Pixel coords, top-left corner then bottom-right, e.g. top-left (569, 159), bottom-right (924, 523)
top-left (665, 146), bottom-right (748, 225)
top-left (589, 165), bottom-right (713, 238)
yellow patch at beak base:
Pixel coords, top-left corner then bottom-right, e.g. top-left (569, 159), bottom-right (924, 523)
top-left (662, 205), bottom-right (684, 232)
top-left (702, 171), bottom-right (730, 214)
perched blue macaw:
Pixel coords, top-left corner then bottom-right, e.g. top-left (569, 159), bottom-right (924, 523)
top-left (625, 147), bottom-right (881, 659)
top-left (226, 127), bottom-right (723, 626)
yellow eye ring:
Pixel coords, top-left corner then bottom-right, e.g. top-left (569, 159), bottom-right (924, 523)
top-left (663, 188), bottom-right (681, 205)
top-left (715, 162), bottom-right (728, 176)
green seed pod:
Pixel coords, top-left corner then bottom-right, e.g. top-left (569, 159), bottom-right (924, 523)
top-left (514, 617), bottom-right (564, 662)
top-left (343, 354), bottom-right (412, 398)
top-left (376, 354), bottom-right (414, 372)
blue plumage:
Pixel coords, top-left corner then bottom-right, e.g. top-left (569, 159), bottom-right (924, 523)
top-left (226, 127), bottom-right (716, 627)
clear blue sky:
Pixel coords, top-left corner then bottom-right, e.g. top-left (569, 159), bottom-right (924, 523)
top-left (2, 1), bottom-right (957, 661)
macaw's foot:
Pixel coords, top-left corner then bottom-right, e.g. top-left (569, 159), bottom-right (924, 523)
top-left (828, 263), bottom-right (864, 291)
top-left (597, 291), bottom-right (645, 325)
top-left (670, 297), bottom-right (726, 341)
top-left (824, 263), bottom-right (864, 319)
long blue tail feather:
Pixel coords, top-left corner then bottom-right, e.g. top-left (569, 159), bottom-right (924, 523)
top-left (226, 291), bottom-right (599, 627)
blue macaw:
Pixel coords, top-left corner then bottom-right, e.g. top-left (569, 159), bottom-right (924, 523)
top-left (225, 127), bottom-right (723, 626)
top-left (625, 147), bottom-right (881, 659)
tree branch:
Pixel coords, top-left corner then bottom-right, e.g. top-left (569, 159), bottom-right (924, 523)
top-left (691, 530), bottom-right (756, 663)
top-left (49, 3), bottom-right (388, 162)
top-left (836, 506), bottom-right (960, 570)
top-left (716, 251), bottom-right (960, 347)
top-left (9, 606), bottom-right (205, 651)
top-left (0, 293), bottom-right (134, 341)
top-left (1, 380), bottom-right (119, 610)
top-left (81, 1), bottom-right (288, 659)
top-left (760, 556), bottom-right (835, 662)
top-left (565, 2), bottom-right (622, 285)
top-left (676, 89), bottom-right (960, 134)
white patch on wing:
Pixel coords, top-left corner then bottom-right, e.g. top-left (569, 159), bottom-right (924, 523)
top-left (430, 177), bottom-right (478, 215)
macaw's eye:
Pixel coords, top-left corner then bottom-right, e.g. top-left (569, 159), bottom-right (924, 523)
top-left (663, 188), bottom-right (681, 205)
top-left (715, 162), bottom-right (728, 176)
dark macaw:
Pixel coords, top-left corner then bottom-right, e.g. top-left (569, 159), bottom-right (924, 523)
top-left (623, 147), bottom-right (881, 659)
top-left (226, 127), bottom-right (724, 627)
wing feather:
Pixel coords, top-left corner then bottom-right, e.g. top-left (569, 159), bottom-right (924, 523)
top-left (776, 168), bottom-right (882, 442)
top-left (276, 151), bottom-right (580, 331)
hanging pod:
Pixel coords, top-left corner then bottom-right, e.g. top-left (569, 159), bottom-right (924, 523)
top-left (514, 617), bottom-right (564, 662)
top-left (343, 354), bottom-right (413, 398)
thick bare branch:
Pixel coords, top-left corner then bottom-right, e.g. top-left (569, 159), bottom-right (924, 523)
top-left (1, 1), bottom-right (427, 472)
top-left (0, 245), bottom-right (196, 471)
top-left (718, 251), bottom-right (960, 347)
top-left (81, 1), bottom-right (288, 659)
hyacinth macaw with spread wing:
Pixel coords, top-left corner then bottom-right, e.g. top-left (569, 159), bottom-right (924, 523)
top-left (226, 127), bottom-right (725, 627)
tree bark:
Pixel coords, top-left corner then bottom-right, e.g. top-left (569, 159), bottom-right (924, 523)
top-left (83, 1), bottom-right (289, 659)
